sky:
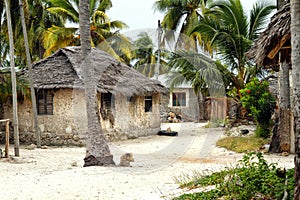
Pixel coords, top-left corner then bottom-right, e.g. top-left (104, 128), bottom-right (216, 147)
top-left (107, 0), bottom-right (277, 31)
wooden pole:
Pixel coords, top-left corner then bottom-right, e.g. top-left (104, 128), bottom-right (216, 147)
top-left (0, 119), bottom-right (10, 158)
top-left (5, 120), bottom-right (9, 158)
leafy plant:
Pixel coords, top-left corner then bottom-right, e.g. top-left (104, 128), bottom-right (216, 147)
top-left (173, 152), bottom-right (295, 200)
top-left (240, 78), bottom-right (276, 138)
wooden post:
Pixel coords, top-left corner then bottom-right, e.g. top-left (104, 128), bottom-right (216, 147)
top-left (0, 119), bottom-right (10, 158)
top-left (5, 120), bottom-right (9, 158)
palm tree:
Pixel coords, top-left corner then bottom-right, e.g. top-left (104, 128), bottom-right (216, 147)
top-left (194, 0), bottom-right (276, 95)
top-left (1, 0), bottom-right (64, 67)
top-left (153, 0), bottom-right (212, 52)
top-left (132, 32), bottom-right (169, 77)
top-left (44, 0), bottom-right (132, 63)
top-left (4, 0), bottom-right (20, 156)
top-left (79, 0), bottom-right (115, 167)
top-left (291, 0), bottom-right (300, 197)
top-left (19, 0), bottom-right (41, 147)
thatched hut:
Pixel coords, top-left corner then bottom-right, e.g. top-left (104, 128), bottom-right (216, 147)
top-left (247, 3), bottom-right (293, 153)
top-left (3, 46), bottom-right (167, 145)
top-left (247, 3), bottom-right (291, 70)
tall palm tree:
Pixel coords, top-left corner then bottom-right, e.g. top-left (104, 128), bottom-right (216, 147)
top-left (4, 0), bottom-right (20, 156)
top-left (291, 0), bottom-right (300, 198)
top-left (44, 0), bottom-right (132, 63)
top-left (19, 0), bottom-right (41, 147)
top-left (79, 0), bottom-right (115, 167)
top-left (194, 0), bottom-right (276, 95)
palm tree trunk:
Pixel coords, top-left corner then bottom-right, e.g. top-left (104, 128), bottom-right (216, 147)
top-left (79, 0), bottom-right (115, 166)
top-left (4, 0), bottom-right (20, 156)
top-left (18, 0), bottom-right (41, 147)
top-left (291, 0), bottom-right (300, 198)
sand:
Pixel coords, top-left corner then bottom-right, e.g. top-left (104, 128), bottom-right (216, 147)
top-left (0, 123), bottom-right (294, 200)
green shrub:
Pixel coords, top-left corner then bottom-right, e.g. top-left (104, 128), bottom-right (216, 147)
top-left (173, 152), bottom-right (295, 200)
top-left (240, 78), bottom-right (276, 138)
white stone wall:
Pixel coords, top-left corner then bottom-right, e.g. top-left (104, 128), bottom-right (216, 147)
top-left (160, 88), bottom-right (200, 121)
top-left (3, 89), bottom-right (161, 145)
top-left (101, 93), bottom-right (161, 141)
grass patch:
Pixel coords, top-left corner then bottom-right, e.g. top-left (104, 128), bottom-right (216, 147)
top-left (216, 136), bottom-right (269, 153)
top-left (173, 152), bottom-right (295, 200)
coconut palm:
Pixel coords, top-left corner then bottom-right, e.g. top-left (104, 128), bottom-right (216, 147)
top-left (0, 0), bottom-right (64, 67)
top-left (132, 32), bottom-right (169, 77)
top-left (193, 0), bottom-right (276, 95)
top-left (19, 0), bottom-right (41, 147)
top-left (4, 0), bottom-right (20, 156)
top-left (291, 0), bottom-right (300, 197)
top-left (153, 0), bottom-right (213, 52)
top-left (44, 0), bottom-right (132, 63)
top-left (79, 0), bottom-right (115, 167)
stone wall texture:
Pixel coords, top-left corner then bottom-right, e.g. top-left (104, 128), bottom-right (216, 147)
top-left (2, 89), bottom-right (161, 145)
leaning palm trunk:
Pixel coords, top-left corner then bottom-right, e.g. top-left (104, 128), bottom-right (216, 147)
top-left (79, 0), bottom-right (115, 166)
top-left (18, 0), bottom-right (41, 147)
top-left (291, 0), bottom-right (300, 198)
top-left (5, 0), bottom-right (20, 156)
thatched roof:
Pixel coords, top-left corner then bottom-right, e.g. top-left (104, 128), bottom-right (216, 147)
top-left (27, 46), bottom-right (167, 96)
top-left (246, 3), bottom-right (290, 70)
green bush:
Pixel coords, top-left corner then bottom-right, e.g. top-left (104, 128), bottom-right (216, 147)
top-left (240, 78), bottom-right (276, 138)
top-left (173, 152), bottom-right (295, 200)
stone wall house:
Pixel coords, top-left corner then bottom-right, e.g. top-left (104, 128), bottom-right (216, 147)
top-left (2, 47), bottom-right (167, 145)
top-left (157, 74), bottom-right (201, 122)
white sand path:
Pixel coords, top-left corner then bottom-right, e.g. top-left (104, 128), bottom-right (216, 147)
top-left (0, 123), bottom-right (294, 200)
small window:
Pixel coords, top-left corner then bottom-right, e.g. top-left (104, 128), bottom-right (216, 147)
top-left (101, 92), bottom-right (114, 108)
top-left (145, 96), bottom-right (152, 112)
top-left (172, 92), bottom-right (186, 107)
top-left (37, 90), bottom-right (53, 115)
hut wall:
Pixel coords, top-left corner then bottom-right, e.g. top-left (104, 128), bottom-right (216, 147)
top-left (2, 89), bottom-right (86, 145)
top-left (2, 89), bottom-right (161, 145)
top-left (101, 93), bottom-right (161, 141)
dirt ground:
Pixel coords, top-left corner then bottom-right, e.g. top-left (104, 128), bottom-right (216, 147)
top-left (0, 123), bottom-right (295, 200)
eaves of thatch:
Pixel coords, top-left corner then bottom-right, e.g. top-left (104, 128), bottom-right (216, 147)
top-left (27, 46), bottom-right (168, 96)
top-left (246, 3), bottom-right (290, 70)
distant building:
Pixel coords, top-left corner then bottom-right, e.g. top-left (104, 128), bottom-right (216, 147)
top-left (156, 74), bottom-right (202, 122)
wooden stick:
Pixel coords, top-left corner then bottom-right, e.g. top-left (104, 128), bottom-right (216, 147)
top-left (5, 120), bottom-right (9, 158)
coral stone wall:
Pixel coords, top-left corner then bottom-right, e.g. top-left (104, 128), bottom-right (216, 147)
top-left (3, 89), bottom-right (86, 145)
top-left (101, 93), bottom-right (161, 141)
top-left (2, 89), bottom-right (161, 145)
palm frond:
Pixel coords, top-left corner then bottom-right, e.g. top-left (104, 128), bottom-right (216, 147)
top-left (249, 2), bottom-right (276, 40)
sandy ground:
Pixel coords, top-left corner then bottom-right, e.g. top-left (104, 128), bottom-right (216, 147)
top-left (0, 123), bottom-right (295, 200)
